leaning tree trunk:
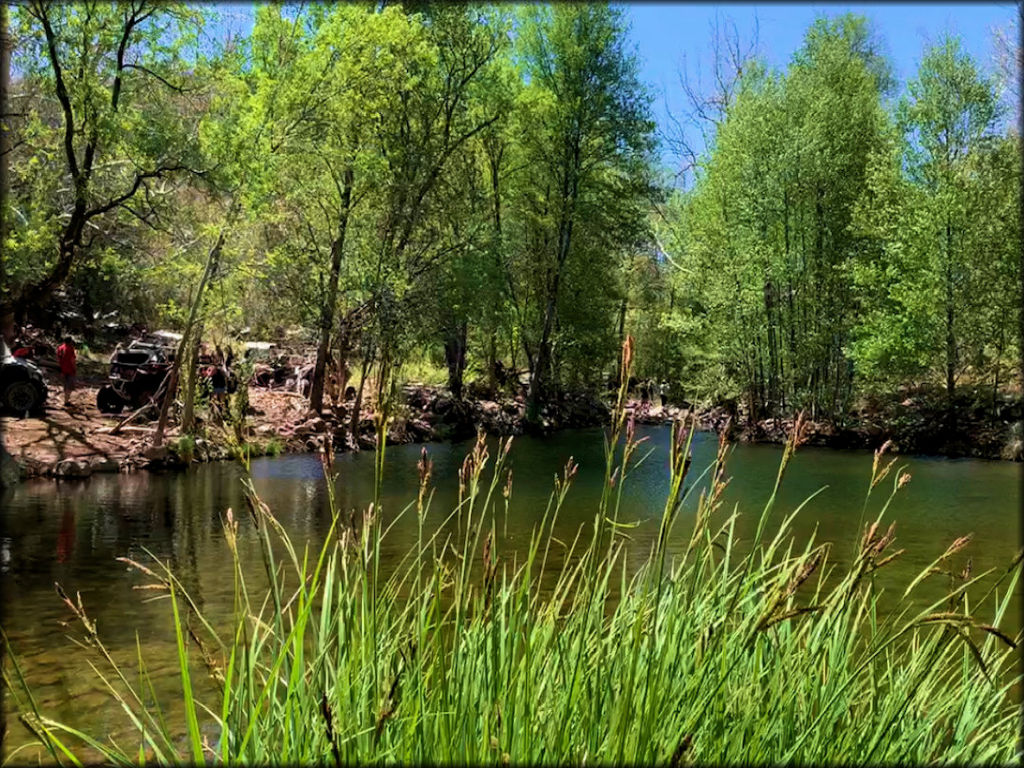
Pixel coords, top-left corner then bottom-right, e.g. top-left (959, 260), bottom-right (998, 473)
top-left (153, 223), bottom-right (228, 447)
top-left (180, 321), bottom-right (204, 435)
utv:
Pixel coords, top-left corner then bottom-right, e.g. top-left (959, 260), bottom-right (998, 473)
top-left (96, 340), bottom-right (174, 414)
top-left (1, 340), bottom-right (48, 415)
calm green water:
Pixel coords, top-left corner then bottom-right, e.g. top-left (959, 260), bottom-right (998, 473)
top-left (2, 426), bottom-right (1021, 760)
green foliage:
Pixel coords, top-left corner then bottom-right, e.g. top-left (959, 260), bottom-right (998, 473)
top-left (654, 16), bottom-right (1021, 422)
top-left (849, 37), bottom-right (1013, 403)
top-left (510, 4), bottom-right (656, 402)
top-left (171, 434), bottom-right (196, 464)
top-left (3, 2), bottom-right (208, 318)
top-left (4, 4), bottom-right (1019, 430)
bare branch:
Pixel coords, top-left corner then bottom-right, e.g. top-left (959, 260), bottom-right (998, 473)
top-left (83, 163), bottom-right (192, 219)
top-left (122, 62), bottom-right (190, 94)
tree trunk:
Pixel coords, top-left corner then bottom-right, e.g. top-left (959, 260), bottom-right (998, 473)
top-left (153, 222), bottom-right (229, 447)
top-left (444, 321), bottom-right (468, 400)
top-left (527, 284), bottom-right (559, 421)
top-left (945, 217), bottom-right (956, 435)
top-left (992, 325), bottom-right (1003, 417)
top-left (486, 330), bottom-right (497, 394)
top-left (153, 369), bottom-right (179, 448)
top-left (764, 281), bottom-right (778, 415)
top-left (527, 211), bottom-right (574, 418)
top-left (526, 132), bottom-right (579, 422)
top-left (617, 297), bottom-right (628, 345)
top-left (334, 322), bottom-right (353, 409)
top-left (349, 340), bottom-right (374, 448)
top-left (0, 2), bottom-right (12, 344)
top-left (310, 166), bottom-right (354, 413)
top-left (181, 321), bottom-right (204, 434)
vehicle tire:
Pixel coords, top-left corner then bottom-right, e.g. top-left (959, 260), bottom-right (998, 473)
top-left (97, 386), bottom-right (125, 414)
top-left (29, 383), bottom-right (47, 416)
top-left (3, 380), bottom-right (43, 414)
top-left (131, 389), bottom-right (155, 410)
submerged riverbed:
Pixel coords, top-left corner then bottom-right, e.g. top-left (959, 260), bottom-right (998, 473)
top-left (2, 425), bottom-right (1020, 760)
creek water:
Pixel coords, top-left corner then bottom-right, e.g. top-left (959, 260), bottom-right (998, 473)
top-left (2, 425), bottom-right (1020, 760)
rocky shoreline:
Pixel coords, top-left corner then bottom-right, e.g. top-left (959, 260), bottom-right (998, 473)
top-left (2, 380), bottom-right (1020, 485)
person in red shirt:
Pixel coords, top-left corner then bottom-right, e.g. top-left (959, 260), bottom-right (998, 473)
top-left (56, 336), bottom-right (77, 407)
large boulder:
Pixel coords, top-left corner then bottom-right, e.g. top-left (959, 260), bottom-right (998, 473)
top-left (403, 386), bottom-right (433, 410)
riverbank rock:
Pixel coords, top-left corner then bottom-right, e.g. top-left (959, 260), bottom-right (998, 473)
top-left (143, 445), bottom-right (170, 462)
top-left (54, 459), bottom-right (92, 478)
top-left (89, 456), bottom-right (124, 473)
top-left (0, 445), bottom-right (24, 486)
top-left (407, 418), bottom-right (433, 440)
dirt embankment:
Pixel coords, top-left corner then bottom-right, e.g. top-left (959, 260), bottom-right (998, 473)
top-left (0, 370), bottom-right (628, 481)
top-left (3, 370), bottom-right (1019, 485)
top-left (707, 386), bottom-right (1023, 461)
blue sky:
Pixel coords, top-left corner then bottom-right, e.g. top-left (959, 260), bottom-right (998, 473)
top-left (622, 3), bottom-right (1019, 177)
top-left (211, 2), bottom-right (1020, 176)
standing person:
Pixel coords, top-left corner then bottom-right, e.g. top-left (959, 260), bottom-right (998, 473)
top-left (56, 336), bottom-right (77, 407)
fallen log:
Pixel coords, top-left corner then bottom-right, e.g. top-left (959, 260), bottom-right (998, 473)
top-left (96, 425), bottom-right (155, 435)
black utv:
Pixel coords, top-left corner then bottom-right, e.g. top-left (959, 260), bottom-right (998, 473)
top-left (96, 340), bottom-right (174, 414)
top-left (1, 340), bottom-right (48, 415)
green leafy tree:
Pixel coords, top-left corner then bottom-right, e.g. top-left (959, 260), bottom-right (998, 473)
top-left (1, 1), bottom-right (206, 338)
top-left (513, 3), bottom-right (655, 418)
top-left (853, 36), bottom-right (1004, 428)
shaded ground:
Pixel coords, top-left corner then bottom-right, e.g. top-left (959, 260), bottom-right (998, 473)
top-left (3, 365), bottom-right (1019, 484)
top-left (1, 371), bottom-right (312, 478)
top-left (703, 384), bottom-right (1022, 461)
top-left (0, 364), bottom-right (615, 479)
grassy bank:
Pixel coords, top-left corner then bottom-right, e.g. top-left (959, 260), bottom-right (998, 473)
top-left (4, 349), bottom-right (1021, 765)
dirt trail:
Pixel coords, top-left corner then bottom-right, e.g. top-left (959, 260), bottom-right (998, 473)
top-left (1, 370), bottom-right (314, 478)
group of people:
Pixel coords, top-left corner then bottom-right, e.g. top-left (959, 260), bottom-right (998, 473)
top-left (31, 333), bottom-right (362, 414)
top-left (54, 335), bottom-right (232, 412)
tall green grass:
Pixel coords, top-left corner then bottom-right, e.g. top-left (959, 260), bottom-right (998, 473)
top-left (4, 339), bottom-right (1021, 765)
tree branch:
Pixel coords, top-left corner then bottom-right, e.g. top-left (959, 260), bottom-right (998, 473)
top-left (122, 62), bottom-right (189, 94)
top-left (83, 163), bottom-right (191, 219)
top-left (33, 0), bottom-right (80, 183)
